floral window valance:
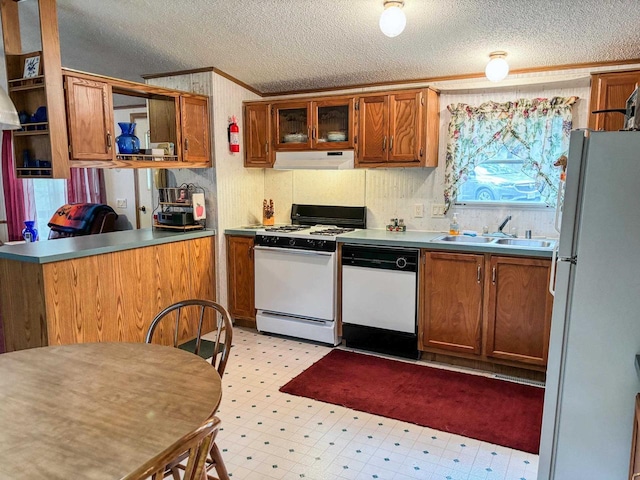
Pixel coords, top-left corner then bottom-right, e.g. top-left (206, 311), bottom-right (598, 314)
top-left (444, 96), bottom-right (578, 212)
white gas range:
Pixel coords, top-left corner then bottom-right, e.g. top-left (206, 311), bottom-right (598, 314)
top-left (254, 204), bottom-right (366, 346)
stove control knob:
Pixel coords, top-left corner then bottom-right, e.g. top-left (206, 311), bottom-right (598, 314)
top-left (317, 240), bottom-right (326, 248)
top-left (272, 236), bottom-right (279, 244)
top-left (289, 238), bottom-right (296, 246)
top-left (396, 257), bottom-right (408, 269)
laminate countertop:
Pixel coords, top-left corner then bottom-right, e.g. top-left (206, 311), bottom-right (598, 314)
top-left (224, 227), bottom-right (555, 258)
top-left (0, 228), bottom-right (215, 264)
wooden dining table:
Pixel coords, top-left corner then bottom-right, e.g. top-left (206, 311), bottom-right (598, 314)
top-left (0, 342), bottom-right (222, 479)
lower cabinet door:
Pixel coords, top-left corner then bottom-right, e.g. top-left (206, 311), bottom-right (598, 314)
top-left (485, 256), bottom-right (553, 366)
top-left (226, 236), bottom-right (255, 323)
top-left (422, 251), bottom-right (483, 354)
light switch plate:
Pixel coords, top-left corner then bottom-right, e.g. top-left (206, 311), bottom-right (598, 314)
top-left (413, 204), bottom-right (424, 218)
top-left (431, 204), bottom-right (445, 217)
top-left (116, 198), bottom-right (127, 209)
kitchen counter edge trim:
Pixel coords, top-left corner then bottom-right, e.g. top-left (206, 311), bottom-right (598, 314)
top-left (224, 228), bottom-right (554, 258)
top-left (0, 228), bottom-right (216, 264)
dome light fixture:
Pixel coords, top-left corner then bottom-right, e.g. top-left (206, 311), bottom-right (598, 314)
top-left (380, 1), bottom-right (406, 38)
top-left (485, 51), bottom-right (509, 82)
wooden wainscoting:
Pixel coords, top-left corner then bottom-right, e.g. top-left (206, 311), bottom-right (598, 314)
top-left (0, 236), bottom-right (215, 352)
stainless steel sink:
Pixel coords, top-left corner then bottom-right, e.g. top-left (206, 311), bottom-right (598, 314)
top-left (433, 235), bottom-right (495, 243)
top-left (431, 234), bottom-right (554, 249)
top-left (494, 238), bottom-right (552, 248)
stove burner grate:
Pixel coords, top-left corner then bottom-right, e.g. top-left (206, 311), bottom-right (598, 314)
top-left (264, 226), bottom-right (308, 233)
top-left (313, 227), bottom-right (355, 236)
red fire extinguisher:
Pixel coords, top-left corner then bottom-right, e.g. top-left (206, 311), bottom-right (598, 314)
top-left (228, 116), bottom-right (240, 153)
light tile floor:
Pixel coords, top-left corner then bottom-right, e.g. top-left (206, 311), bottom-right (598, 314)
top-left (213, 327), bottom-right (539, 480)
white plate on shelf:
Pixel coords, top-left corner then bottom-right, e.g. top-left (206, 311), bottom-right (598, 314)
top-left (327, 131), bottom-right (346, 142)
top-left (283, 134), bottom-right (308, 143)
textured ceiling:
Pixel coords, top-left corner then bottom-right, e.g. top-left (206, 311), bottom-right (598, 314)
top-left (13, 0), bottom-right (640, 94)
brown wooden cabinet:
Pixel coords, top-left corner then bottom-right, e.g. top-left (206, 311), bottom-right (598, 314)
top-left (181, 96), bottom-right (210, 163)
top-left (244, 103), bottom-right (273, 167)
top-left (64, 69), bottom-right (211, 169)
top-left (226, 235), bottom-right (256, 326)
top-left (357, 88), bottom-right (439, 168)
top-left (358, 95), bottom-right (388, 163)
top-left (242, 88), bottom-right (438, 169)
top-left (589, 70), bottom-right (640, 131)
top-left (422, 252), bottom-right (483, 354)
top-left (485, 256), bottom-right (553, 366)
top-left (419, 250), bottom-right (553, 370)
top-left (2, 0), bottom-right (70, 179)
top-left (65, 75), bottom-right (114, 160)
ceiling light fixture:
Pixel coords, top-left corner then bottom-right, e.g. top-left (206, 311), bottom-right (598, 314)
top-left (0, 87), bottom-right (20, 130)
top-left (380, 1), bottom-right (406, 38)
top-left (485, 51), bottom-right (509, 82)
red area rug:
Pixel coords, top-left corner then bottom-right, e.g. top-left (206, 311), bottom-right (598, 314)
top-left (279, 349), bottom-right (544, 454)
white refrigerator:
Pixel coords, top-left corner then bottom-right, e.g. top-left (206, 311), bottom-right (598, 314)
top-left (538, 130), bottom-right (640, 479)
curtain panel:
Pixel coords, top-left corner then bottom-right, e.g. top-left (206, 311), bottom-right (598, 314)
top-left (66, 168), bottom-right (106, 204)
top-left (1, 131), bottom-right (36, 241)
top-left (444, 96), bottom-right (578, 212)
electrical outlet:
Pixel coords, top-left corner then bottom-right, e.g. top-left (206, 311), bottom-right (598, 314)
top-left (413, 204), bottom-right (424, 218)
top-left (431, 204), bottom-right (445, 217)
top-left (116, 198), bottom-right (127, 209)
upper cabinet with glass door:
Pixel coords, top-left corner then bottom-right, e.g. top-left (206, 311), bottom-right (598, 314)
top-left (312, 98), bottom-right (355, 149)
top-left (272, 98), bottom-right (355, 151)
top-left (273, 101), bottom-right (312, 150)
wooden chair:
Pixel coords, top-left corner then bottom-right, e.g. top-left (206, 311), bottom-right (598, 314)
top-left (146, 299), bottom-right (233, 480)
top-left (123, 416), bottom-right (221, 480)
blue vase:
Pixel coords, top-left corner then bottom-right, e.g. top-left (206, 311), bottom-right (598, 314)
top-left (116, 122), bottom-right (140, 154)
top-left (22, 220), bottom-right (38, 242)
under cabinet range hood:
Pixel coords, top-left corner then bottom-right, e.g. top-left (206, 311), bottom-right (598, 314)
top-left (273, 150), bottom-right (354, 170)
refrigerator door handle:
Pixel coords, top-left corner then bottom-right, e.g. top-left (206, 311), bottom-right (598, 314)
top-left (559, 256), bottom-right (577, 264)
top-left (549, 243), bottom-right (559, 296)
top-left (555, 179), bottom-right (565, 233)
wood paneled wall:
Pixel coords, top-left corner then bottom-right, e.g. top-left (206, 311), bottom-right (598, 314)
top-left (0, 236), bottom-right (215, 352)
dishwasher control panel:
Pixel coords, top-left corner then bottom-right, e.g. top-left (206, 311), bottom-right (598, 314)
top-left (341, 244), bottom-right (418, 272)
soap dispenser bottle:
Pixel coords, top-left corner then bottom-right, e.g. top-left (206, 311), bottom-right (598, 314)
top-left (449, 213), bottom-right (460, 235)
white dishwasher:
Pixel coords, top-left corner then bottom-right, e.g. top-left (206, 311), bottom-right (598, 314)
top-left (341, 244), bottom-right (419, 359)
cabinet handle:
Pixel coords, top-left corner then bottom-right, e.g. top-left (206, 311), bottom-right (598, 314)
top-left (382, 136), bottom-right (387, 151)
top-left (265, 142), bottom-right (269, 153)
top-left (106, 133), bottom-right (112, 149)
top-left (389, 136), bottom-right (394, 152)
top-left (477, 265), bottom-right (481, 283)
top-left (248, 246), bottom-right (253, 259)
top-left (492, 266), bottom-right (496, 285)
top-left (185, 138), bottom-right (189, 151)
top-left (312, 127), bottom-right (316, 140)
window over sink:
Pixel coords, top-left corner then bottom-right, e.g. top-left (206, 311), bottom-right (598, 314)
top-left (445, 96), bottom-right (578, 211)
top-left (456, 146), bottom-right (544, 205)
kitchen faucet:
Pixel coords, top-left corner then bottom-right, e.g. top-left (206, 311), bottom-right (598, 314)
top-left (495, 215), bottom-right (517, 237)
top-left (498, 215), bottom-right (511, 234)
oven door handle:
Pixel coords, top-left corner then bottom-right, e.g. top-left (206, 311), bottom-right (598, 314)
top-left (254, 245), bottom-right (333, 257)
